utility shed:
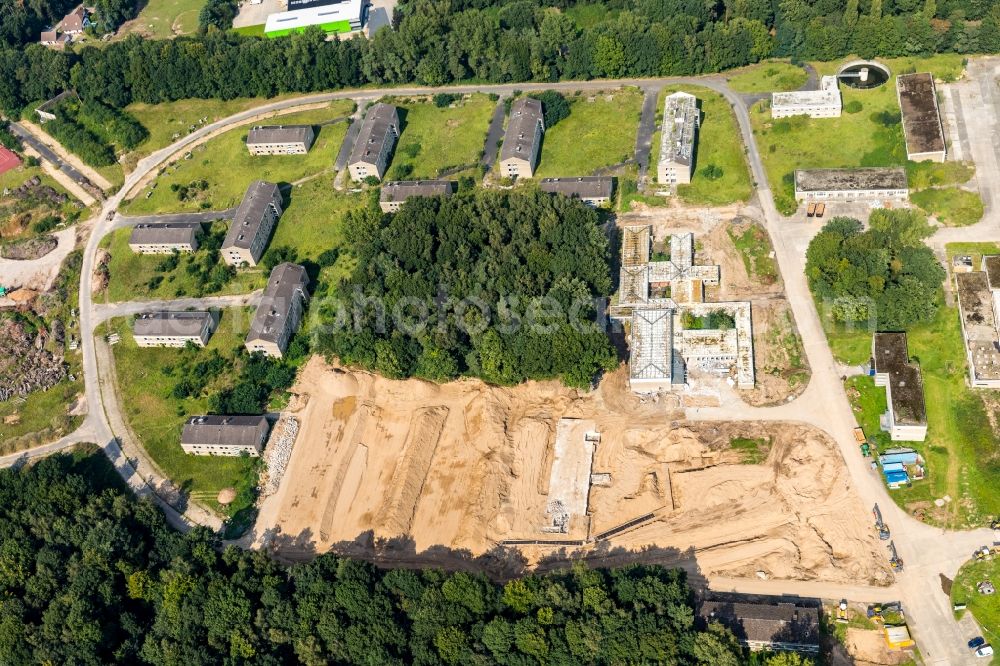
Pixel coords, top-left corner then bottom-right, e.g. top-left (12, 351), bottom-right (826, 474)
top-left (539, 177), bottom-right (614, 206)
top-left (872, 332), bottom-right (927, 442)
top-left (698, 601), bottom-right (821, 653)
top-left (793, 167), bottom-right (908, 202)
top-left (180, 415), bottom-right (269, 456)
top-left (897, 73), bottom-right (946, 162)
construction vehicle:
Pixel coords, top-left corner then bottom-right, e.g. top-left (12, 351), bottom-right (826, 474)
top-left (974, 546), bottom-right (992, 561)
top-left (888, 541), bottom-right (904, 571)
top-left (807, 202), bottom-right (816, 217)
top-left (867, 601), bottom-right (902, 622)
top-left (861, 442), bottom-right (871, 457)
top-left (873, 504), bottom-right (890, 540)
top-left (836, 599), bottom-right (849, 623)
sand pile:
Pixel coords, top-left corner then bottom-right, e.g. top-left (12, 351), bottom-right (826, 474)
top-left (254, 357), bottom-right (889, 585)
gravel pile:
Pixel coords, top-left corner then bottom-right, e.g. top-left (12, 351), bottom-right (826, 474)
top-left (262, 415), bottom-right (299, 496)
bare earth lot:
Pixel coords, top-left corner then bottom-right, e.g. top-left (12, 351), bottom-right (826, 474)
top-left (255, 357), bottom-right (889, 585)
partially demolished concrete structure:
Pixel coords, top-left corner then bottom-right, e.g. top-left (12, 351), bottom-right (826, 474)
top-left (612, 225), bottom-right (754, 393)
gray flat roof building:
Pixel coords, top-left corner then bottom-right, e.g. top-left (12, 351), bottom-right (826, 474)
top-left (540, 177), bottom-right (614, 204)
top-left (180, 415), bottom-right (269, 456)
top-left (133, 311), bottom-right (218, 347)
top-left (246, 262), bottom-right (309, 358)
top-left (379, 180), bottom-right (454, 212)
top-left (129, 222), bottom-right (201, 251)
top-left (897, 73), bottom-right (946, 162)
top-left (793, 167), bottom-right (908, 201)
top-left (873, 332), bottom-right (927, 441)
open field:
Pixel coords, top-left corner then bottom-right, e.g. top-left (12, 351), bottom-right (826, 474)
top-left (0, 162), bottom-right (82, 241)
top-left (125, 95), bottom-right (307, 161)
top-left (726, 61), bottom-right (808, 94)
top-left (106, 309), bottom-right (258, 511)
top-left (952, 558), bottom-right (1000, 645)
top-left (833, 243), bottom-right (1000, 528)
top-left (100, 220), bottom-right (266, 302)
top-left (124, 101), bottom-right (355, 214)
top-left (911, 187), bottom-right (984, 227)
top-left (0, 374), bottom-right (82, 455)
top-left (752, 54), bottom-right (968, 215)
top-left (534, 89), bottom-right (642, 178)
top-left (649, 86), bottom-right (752, 206)
top-left (255, 357), bottom-right (890, 584)
top-left (117, 0), bottom-right (203, 38)
top-left (384, 94), bottom-right (496, 180)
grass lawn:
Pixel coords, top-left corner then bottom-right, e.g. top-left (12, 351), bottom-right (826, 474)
top-left (835, 262), bottom-right (1000, 527)
top-left (650, 86), bottom-right (752, 206)
top-left (107, 309), bottom-right (258, 513)
top-left (952, 558), bottom-right (1000, 646)
top-left (534, 88), bottom-right (642, 178)
top-left (752, 54), bottom-right (967, 215)
top-left (384, 94), bottom-right (496, 180)
top-left (911, 187), bottom-right (984, 227)
top-left (124, 101), bottom-right (354, 214)
top-left (117, 0), bottom-right (204, 39)
top-left (0, 164), bottom-right (85, 239)
top-left (101, 220), bottom-right (266, 302)
top-left (727, 61), bottom-right (808, 94)
top-left (232, 24), bottom-right (266, 37)
top-left (0, 374), bottom-right (83, 455)
top-left (125, 96), bottom-right (308, 161)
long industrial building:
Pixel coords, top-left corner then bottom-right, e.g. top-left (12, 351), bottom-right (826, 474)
top-left (956, 256), bottom-right (1000, 388)
top-left (793, 167), bottom-right (908, 202)
top-left (264, 0), bottom-right (366, 37)
top-left (657, 92), bottom-right (699, 186)
top-left (771, 76), bottom-right (842, 119)
top-left (897, 72), bottom-right (947, 162)
top-left (872, 332), bottom-right (927, 442)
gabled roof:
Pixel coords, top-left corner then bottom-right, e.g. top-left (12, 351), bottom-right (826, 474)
top-left (349, 103), bottom-right (398, 166)
top-left (699, 601), bottom-right (820, 646)
top-left (247, 125), bottom-right (313, 146)
top-left (223, 180), bottom-right (281, 251)
top-left (540, 177), bottom-right (614, 199)
top-left (380, 180), bottom-right (454, 203)
top-left (129, 222), bottom-right (201, 246)
top-left (181, 415), bottom-right (268, 447)
top-left (500, 97), bottom-right (544, 163)
top-left (133, 311), bottom-right (215, 338)
top-left (246, 263), bottom-right (309, 344)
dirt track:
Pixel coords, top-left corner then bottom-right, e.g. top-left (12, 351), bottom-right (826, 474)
top-left (253, 357), bottom-right (890, 585)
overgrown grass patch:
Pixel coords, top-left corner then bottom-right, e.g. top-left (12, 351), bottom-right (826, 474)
top-left (125, 101), bottom-right (354, 214)
top-left (534, 89), bottom-right (642, 178)
top-left (729, 437), bottom-right (771, 464)
top-left (727, 61), bottom-right (808, 94)
top-left (911, 187), bottom-right (984, 227)
top-left (952, 558), bottom-right (1000, 645)
top-left (117, 0), bottom-right (204, 39)
top-left (728, 222), bottom-right (778, 284)
top-left (384, 94), bottom-right (496, 180)
top-left (106, 310), bottom-right (259, 515)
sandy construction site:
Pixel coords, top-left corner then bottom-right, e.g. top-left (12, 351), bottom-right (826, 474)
top-left (254, 357), bottom-right (891, 585)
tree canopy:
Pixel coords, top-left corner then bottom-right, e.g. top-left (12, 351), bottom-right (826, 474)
top-left (804, 209), bottom-right (945, 330)
top-left (2, 0), bottom-right (997, 114)
top-left (0, 450), bottom-right (747, 665)
top-left (314, 190), bottom-right (617, 388)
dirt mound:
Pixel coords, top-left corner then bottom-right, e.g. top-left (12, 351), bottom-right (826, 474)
top-left (1, 235), bottom-right (57, 260)
top-left (255, 358), bottom-right (889, 585)
top-left (0, 316), bottom-right (66, 402)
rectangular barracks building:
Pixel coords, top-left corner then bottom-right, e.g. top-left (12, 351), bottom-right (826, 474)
top-left (128, 222), bottom-right (201, 254)
top-left (793, 167), bottom-right (908, 203)
top-left (897, 73), bottom-right (947, 162)
top-left (221, 180), bottom-right (283, 267)
top-left (246, 125), bottom-right (315, 156)
top-left (264, 0), bottom-right (367, 37)
top-left (133, 311), bottom-right (218, 348)
top-left (348, 103), bottom-right (400, 182)
top-left (379, 180), bottom-right (454, 213)
top-left (499, 97), bottom-right (544, 179)
top-left (180, 415), bottom-right (269, 457)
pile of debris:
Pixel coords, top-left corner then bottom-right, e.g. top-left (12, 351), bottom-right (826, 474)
top-left (261, 415), bottom-right (299, 496)
top-left (1, 234), bottom-right (57, 260)
top-left (4, 176), bottom-right (67, 205)
top-left (0, 316), bottom-right (66, 402)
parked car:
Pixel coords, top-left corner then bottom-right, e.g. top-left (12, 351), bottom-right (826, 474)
top-left (969, 636), bottom-right (985, 649)
top-left (976, 645), bottom-right (994, 658)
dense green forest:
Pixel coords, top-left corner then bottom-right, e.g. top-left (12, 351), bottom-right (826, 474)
top-left (0, 450), bottom-right (756, 664)
top-left (315, 190), bottom-right (618, 388)
top-left (3, 0), bottom-right (1000, 114)
top-left (804, 209), bottom-right (945, 329)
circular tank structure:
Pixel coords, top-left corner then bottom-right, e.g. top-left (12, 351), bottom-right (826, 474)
top-left (837, 60), bottom-right (890, 89)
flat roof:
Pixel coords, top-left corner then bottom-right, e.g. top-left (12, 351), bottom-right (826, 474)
top-left (772, 76), bottom-right (841, 110)
top-left (223, 180), bottom-right (281, 251)
top-left (699, 601), bottom-right (820, 646)
top-left (659, 92), bottom-right (698, 168)
top-left (133, 311), bottom-right (215, 338)
top-left (247, 125), bottom-right (312, 145)
top-left (984, 255), bottom-right (1000, 290)
top-left (265, 0), bottom-right (364, 32)
top-left (873, 332), bottom-right (926, 426)
top-left (247, 263), bottom-right (309, 344)
top-left (794, 167), bottom-right (908, 193)
top-left (897, 73), bottom-right (946, 156)
top-left (956, 271), bottom-right (1000, 381)
top-left (500, 97), bottom-right (543, 164)
top-left (539, 176), bottom-right (614, 199)
top-left (348, 103), bottom-right (398, 166)
top-left (129, 221), bottom-right (201, 246)
top-left (181, 415), bottom-right (267, 447)
top-left (380, 180), bottom-right (454, 203)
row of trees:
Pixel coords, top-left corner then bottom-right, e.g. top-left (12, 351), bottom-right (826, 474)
top-left (44, 105), bottom-right (117, 167)
top-left (0, 451), bottom-right (763, 664)
top-left (805, 210), bottom-right (945, 330)
top-left (314, 190), bottom-right (618, 388)
top-left (4, 0), bottom-right (1000, 115)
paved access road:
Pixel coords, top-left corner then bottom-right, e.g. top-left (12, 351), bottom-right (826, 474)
top-left (10, 122), bottom-right (94, 191)
top-left (6, 62), bottom-right (996, 662)
top-left (112, 208), bottom-right (237, 230)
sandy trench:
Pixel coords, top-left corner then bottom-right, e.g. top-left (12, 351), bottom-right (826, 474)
top-left (253, 356), bottom-right (891, 586)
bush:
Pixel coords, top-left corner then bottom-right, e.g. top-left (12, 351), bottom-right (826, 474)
top-left (401, 142), bottom-right (421, 159)
top-left (31, 215), bottom-right (61, 233)
top-left (199, 0), bottom-right (238, 31)
top-left (844, 100), bottom-right (863, 114)
top-left (700, 164), bottom-right (724, 180)
top-left (392, 163), bottom-right (414, 179)
top-left (45, 110), bottom-right (116, 167)
top-left (528, 91), bottom-right (570, 129)
top-left (433, 93), bottom-right (458, 108)
top-left (78, 99), bottom-right (148, 150)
